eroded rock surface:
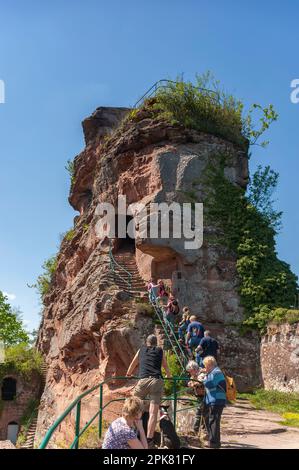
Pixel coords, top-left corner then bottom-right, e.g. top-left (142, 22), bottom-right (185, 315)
top-left (35, 105), bottom-right (261, 447)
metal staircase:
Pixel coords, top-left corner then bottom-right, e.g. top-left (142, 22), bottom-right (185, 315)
top-left (108, 244), bottom-right (189, 370)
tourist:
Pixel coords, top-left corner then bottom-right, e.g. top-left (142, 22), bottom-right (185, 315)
top-left (186, 315), bottom-right (205, 352)
top-left (126, 334), bottom-right (171, 448)
top-left (195, 330), bottom-right (220, 367)
top-left (156, 279), bottom-right (169, 306)
top-left (178, 307), bottom-right (191, 342)
top-left (102, 396), bottom-right (148, 449)
top-left (163, 294), bottom-right (180, 328)
top-left (202, 356), bottom-right (226, 449)
top-left (147, 278), bottom-right (158, 304)
top-left (186, 360), bottom-right (208, 436)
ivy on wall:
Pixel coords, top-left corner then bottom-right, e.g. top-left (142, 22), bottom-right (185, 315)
top-left (203, 155), bottom-right (298, 332)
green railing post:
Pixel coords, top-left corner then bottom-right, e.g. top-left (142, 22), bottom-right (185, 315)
top-left (173, 377), bottom-right (177, 432)
top-left (75, 400), bottom-right (81, 449)
top-left (99, 384), bottom-right (103, 438)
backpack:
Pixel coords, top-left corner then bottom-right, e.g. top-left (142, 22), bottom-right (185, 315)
top-left (224, 374), bottom-right (237, 402)
top-left (171, 300), bottom-right (180, 315)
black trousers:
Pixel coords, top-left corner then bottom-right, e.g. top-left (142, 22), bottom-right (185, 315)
top-left (194, 401), bottom-right (209, 432)
top-left (206, 405), bottom-right (224, 447)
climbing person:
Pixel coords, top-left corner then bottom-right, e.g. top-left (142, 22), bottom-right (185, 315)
top-left (102, 396), bottom-right (148, 449)
top-left (186, 360), bottom-right (208, 436)
top-left (178, 307), bottom-right (191, 342)
top-left (147, 278), bottom-right (159, 304)
top-left (201, 356), bottom-right (226, 449)
top-left (126, 334), bottom-right (171, 449)
top-left (156, 279), bottom-right (169, 307)
top-left (163, 294), bottom-right (180, 328)
top-left (195, 330), bottom-right (220, 367)
top-left (186, 315), bottom-right (205, 354)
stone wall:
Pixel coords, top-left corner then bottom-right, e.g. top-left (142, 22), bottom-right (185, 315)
top-left (0, 372), bottom-right (41, 442)
top-left (261, 322), bottom-right (299, 392)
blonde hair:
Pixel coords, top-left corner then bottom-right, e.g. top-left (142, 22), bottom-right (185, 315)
top-left (203, 356), bottom-right (217, 368)
top-left (122, 397), bottom-right (143, 419)
top-left (189, 315), bottom-right (198, 322)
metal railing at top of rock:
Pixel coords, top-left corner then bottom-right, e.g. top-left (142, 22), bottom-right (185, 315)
top-left (133, 79), bottom-right (221, 109)
top-left (38, 375), bottom-right (201, 449)
top-left (108, 240), bottom-right (132, 291)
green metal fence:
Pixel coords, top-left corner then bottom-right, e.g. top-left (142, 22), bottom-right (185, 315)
top-left (39, 376), bottom-right (200, 449)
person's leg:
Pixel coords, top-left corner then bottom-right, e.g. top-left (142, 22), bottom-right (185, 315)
top-left (147, 402), bottom-right (160, 439)
top-left (208, 406), bottom-right (223, 448)
top-left (147, 378), bottom-right (164, 440)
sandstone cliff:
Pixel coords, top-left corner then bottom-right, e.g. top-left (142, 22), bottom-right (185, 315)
top-left (35, 105), bottom-right (261, 447)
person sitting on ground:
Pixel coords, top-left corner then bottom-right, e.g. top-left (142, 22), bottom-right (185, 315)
top-left (147, 278), bottom-right (158, 304)
top-left (178, 307), bottom-right (191, 342)
top-left (126, 334), bottom-right (171, 449)
top-left (195, 330), bottom-right (220, 367)
top-left (186, 315), bottom-right (205, 353)
top-left (102, 396), bottom-right (148, 449)
top-left (202, 356), bottom-right (226, 449)
top-left (163, 294), bottom-right (180, 327)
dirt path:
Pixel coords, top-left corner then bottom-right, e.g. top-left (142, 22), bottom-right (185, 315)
top-left (220, 399), bottom-right (299, 449)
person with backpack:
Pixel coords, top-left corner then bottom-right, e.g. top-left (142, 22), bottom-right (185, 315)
top-left (195, 330), bottom-right (220, 367)
top-left (126, 334), bottom-right (171, 449)
top-left (163, 295), bottom-right (180, 328)
top-left (186, 315), bottom-right (205, 352)
top-left (178, 307), bottom-right (191, 342)
top-left (202, 356), bottom-right (226, 449)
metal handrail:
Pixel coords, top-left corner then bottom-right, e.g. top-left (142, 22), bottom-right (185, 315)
top-left (39, 375), bottom-right (201, 449)
top-left (151, 301), bottom-right (188, 370)
top-left (133, 79), bottom-right (220, 109)
top-left (109, 240), bottom-right (132, 290)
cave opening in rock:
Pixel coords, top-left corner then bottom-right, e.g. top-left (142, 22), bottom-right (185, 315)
top-left (1, 377), bottom-right (17, 401)
top-left (115, 214), bottom-right (135, 252)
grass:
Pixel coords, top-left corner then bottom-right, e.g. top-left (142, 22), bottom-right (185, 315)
top-left (239, 389), bottom-right (299, 428)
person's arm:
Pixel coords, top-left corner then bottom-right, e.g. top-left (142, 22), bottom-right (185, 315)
top-left (127, 438), bottom-right (146, 449)
top-left (134, 420), bottom-right (148, 449)
top-left (195, 344), bottom-right (203, 353)
top-left (162, 352), bottom-right (171, 379)
top-left (126, 350), bottom-right (140, 376)
top-left (186, 324), bottom-right (191, 342)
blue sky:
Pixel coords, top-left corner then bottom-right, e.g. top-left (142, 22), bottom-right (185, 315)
top-left (0, 0), bottom-right (298, 331)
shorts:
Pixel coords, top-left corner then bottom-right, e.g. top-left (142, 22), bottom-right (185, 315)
top-left (133, 377), bottom-right (164, 405)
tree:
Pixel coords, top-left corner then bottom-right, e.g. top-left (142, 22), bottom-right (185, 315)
top-left (247, 165), bottom-right (282, 232)
top-left (0, 291), bottom-right (29, 346)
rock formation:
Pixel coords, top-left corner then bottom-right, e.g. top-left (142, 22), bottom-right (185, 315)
top-left (35, 104), bottom-right (261, 447)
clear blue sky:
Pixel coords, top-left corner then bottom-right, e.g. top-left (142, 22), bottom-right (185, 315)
top-left (0, 0), bottom-right (298, 331)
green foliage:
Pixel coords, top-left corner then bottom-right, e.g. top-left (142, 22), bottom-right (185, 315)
top-left (204, 157), bottom-right (298, 331)
top-left (0, 343), bottom-right (43, 381)
top-left (247, 165), bottom-right (282, 232)
top-left (0, 291), bottom-right (29, 346)
top-left (16, 398), bottom-right (39, 447)
top-left (151, 73), bottom-right (277, 149)
top-left (135, 302), bottom-right (154, 317)
top-left (65, 159), bottom-right (76, 185)
top-left (244, 307), bottom-right (299, 332)
top-left (78, 423), bottom-right (108, 448)
top-left (31, 255), bottom-right (58, 301)
top-left (239, 389), bottom-right (299, 418)
top-left (163, 352), bottom-right (184, 396)
top-left (280, 412), bottom-right (299, 428)
top-left (63, 228), bottom-right (76, 242)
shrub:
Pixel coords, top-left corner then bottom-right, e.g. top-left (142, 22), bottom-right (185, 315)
top-left (135, 302), bottom-right (154, 317)
top-left (32, 254), bottom-right (58, 301)
top-left (0, 343), bottom-right (43, 380)
top-left (163, 352), bottom-right (184, 397)
top-left (65, 159), bottom-right (76, 185)
top-left (151, 73), bottom-right (277, 149)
